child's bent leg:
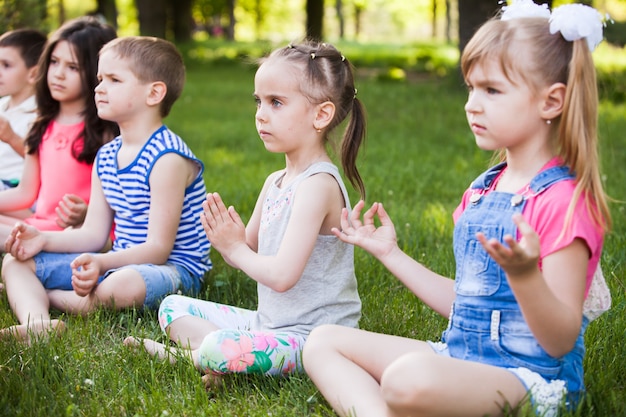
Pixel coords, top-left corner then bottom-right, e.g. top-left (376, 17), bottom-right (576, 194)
top-left (381, 353), bottom-right (528, 417)
top-left (165, 315), bottom-right (219, 350)
top-left (1, 255), bottom-right (56, 339)
top-left (159, 295), bottom-right (254, 349)
top-left (302, 324), bottom-right (434, 417)
top-left (48, 268), bottom-right (146, 314)
top-left (195, 328), bottom-right (306, 376)
top-left (92, 268), bottom-right (146, 309)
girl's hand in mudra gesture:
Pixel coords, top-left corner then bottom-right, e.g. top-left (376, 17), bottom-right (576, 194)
top-left (332, 200), bottom-right (399, 260)
top-left (201, 192), bottom-right (247, 264)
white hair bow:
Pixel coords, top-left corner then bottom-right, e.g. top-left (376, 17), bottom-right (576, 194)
top-left (500, 0), bottom-right (608, 52)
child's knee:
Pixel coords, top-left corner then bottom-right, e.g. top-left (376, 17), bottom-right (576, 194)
top-left (304, 324), bottom-right (342, 355)
top-left (309, 324), bottom-right (342, 345)
top-left (1, 255), bottom-right (34, 282)
top-left (381, 353), bottom-right (438, 412)
top-left (94, 269), bottom-right (146, 308)
top-left (196, 330), bottom-right (227, 373)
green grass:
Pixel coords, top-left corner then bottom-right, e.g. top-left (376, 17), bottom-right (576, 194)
top-left (1, 43), bottom-right (625, 416)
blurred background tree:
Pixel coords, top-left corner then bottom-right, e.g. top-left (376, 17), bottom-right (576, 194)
top-left (0, 0), bottom-right (624, 50)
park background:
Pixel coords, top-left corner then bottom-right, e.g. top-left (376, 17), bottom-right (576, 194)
top-left (1, 0), bottom-right (625, 416)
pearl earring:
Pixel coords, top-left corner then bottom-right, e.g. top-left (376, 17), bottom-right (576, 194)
top-left (546, 119), bottom-right (552, 125)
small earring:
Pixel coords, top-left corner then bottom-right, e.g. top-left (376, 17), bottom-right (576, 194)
top-left (546, 119), bottom-right (552, 125)
top-left (316, 128), bottom-right (322, 133)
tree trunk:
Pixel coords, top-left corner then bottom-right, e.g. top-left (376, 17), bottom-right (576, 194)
top-left (94, 0), bottom-right (118, 28)
top-left (336, 0), bottom-right (344, 39)
top-left (458, 0), bottom-right (556, 54)
top-left (354, 3), bottom-right (363, 39)
top-left (226, 0), bottom-right (236, 41)
top-left (306, 0), bottom-right (324, 41)
top-left (432, 0), bottom-right (437, 39)
top-left (58, 0), bottom-right (65, 25)
top-left (445, 0), bottom-right (451, 43)
top-left (170, 0), bottom-right (193, 42)
top-left (457, 0), bottom-right (498, 53)
top-left (135, 0), bottom-right (167, 38)
top-left (255, 0), bottom-right (262, 41)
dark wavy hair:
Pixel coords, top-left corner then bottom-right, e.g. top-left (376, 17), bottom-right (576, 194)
top-left (25, 16), bottom-right (118, 163)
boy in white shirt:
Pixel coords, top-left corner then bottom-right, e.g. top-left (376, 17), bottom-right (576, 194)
top-left (0, 28), bottom-right (47, 192)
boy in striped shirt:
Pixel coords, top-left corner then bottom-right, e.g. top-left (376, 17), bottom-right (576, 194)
top-left (2, 37), bottom-right (211, 341)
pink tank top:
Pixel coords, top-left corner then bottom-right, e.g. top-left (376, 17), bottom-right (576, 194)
top-left (25, 120), bottom-right (92, 231)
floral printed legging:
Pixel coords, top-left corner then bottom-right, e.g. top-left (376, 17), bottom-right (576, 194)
top-left (158, 294), bottom-right (306, 376)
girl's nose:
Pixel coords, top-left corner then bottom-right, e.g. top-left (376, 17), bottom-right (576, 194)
top-left (464, 92), bottom-right (479, 114)
top-left (51, 65), bottom-right (64, 79)
top-left (255, 106), bottom-right (266, 123)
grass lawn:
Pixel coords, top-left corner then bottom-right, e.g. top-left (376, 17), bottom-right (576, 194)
top-left (0, 43), bottom-right (625, 416)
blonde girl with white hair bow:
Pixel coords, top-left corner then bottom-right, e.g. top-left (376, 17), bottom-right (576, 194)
top-left (302, 2), bottom-right (611, 416)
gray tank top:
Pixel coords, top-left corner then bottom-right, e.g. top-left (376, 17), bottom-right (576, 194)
top-left (252, 162), bottom-right (361, 335)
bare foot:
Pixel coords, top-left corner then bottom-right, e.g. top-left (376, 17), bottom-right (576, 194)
top-left (201, 372), bottom-right (223, 391)
top-left (124, 336), bottom-right (188, 364)
top-left (0, 319), bottom-right (66, 344)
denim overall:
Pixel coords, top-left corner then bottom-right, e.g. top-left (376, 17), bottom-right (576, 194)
top-left (444, 163), bottom-right (587, 407)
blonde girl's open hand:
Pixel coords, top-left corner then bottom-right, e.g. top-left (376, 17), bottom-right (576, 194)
top-left (4, 222), bottom-right (46, 261)
top-left (332, 200), bottom-right (399, 260)
top-left (201, 192), bottom-right (247, 262)
top-left (476, 213), bottom-right (541, 280)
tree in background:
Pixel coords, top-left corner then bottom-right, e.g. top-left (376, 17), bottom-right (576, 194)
top-left (133, 0), bottom-right (193, 41)
top-left (93, 0), bottom-right (117, 28)
top-left (4, 0), bottom-right (623, 46)
top-left (0, 0), bottom-right (47, 32)
top-left (457, 0), bottom-right (554, 53)
top-left (354, 0), bottom-right (365, 38)
top-left (193, 0), bottom-right (234, 40)
top-left (306, 0), bottom-right (323, 40)
top-left (135, 0), bottom-right (167, 37)
top-left (171, 0), bottom-right (193, 41)
top-left (336, 0), bottom-right (344, 39)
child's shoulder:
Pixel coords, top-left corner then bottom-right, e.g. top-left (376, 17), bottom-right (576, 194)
top-left (0, 95), bottom-right (10, 111)
top-left (0, 95), bottom-right (36, 113)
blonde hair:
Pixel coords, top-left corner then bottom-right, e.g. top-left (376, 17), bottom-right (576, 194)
top-left (461, 17), bottom-right (611, 233)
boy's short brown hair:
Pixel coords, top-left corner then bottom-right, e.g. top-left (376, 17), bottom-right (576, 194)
top-left (0, 28), bottom-right (47, 68)
top-left (100, 36), bottom-right (185, 117)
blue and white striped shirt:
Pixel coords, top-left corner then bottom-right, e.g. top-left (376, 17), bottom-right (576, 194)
top-left (96, 125), bottom-right (211, 277)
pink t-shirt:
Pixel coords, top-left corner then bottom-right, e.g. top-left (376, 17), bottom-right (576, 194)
top-left (453, 158), bottom-right (604, 296)
top-left (25, 120), bottom-right (92, 231)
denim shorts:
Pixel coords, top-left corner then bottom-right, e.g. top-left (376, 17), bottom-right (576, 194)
top-left (428, 340), bottom-right (567, 417)
top-left (34, 252), bottom-right (201, 308)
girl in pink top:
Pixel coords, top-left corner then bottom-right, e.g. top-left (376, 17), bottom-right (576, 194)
top-left (0, 16), bottom-right (118, 244)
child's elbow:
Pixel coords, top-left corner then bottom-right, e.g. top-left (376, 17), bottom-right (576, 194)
top-left (544, 328), bottom-right (581, 358)
top-left (271, 281), bottom-right (295, 293)
top-left (546, 341), bottom-right (576, 359)
top-left (269, 272), bottom-right (300, 293)
top-left (146, 241), bottom-right (174, 265)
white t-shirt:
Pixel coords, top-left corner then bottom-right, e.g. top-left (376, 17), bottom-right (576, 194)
top-left (0, 95), bottom-right (37, 181)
